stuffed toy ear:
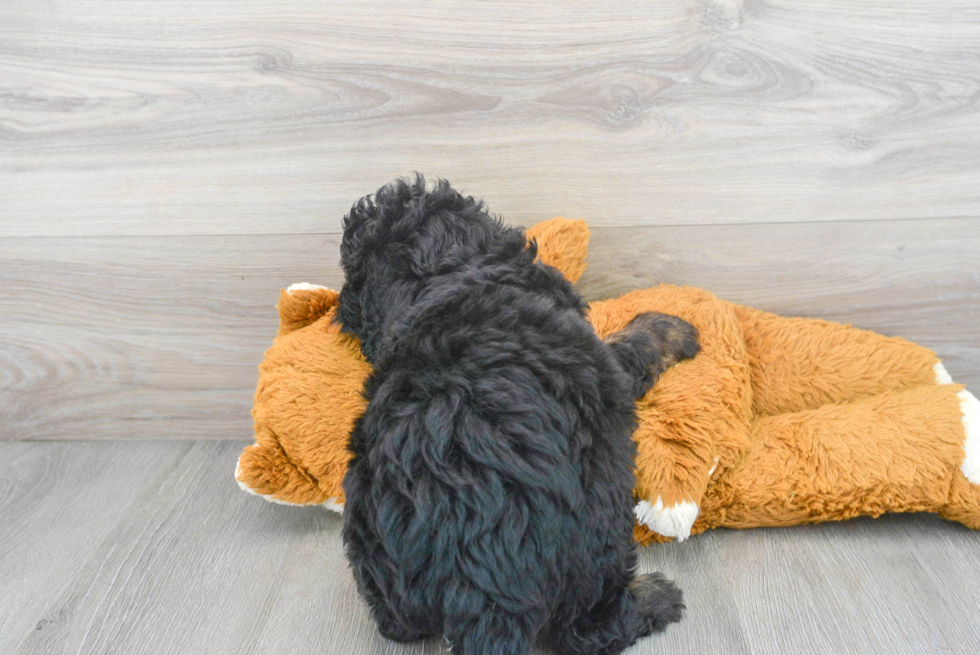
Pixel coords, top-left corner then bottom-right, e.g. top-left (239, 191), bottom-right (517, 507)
top-left (278, 283), bottom-right (339, 334)
top-left (526, 218), bottom-right (590, 284)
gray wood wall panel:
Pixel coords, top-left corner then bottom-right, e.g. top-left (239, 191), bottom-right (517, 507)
top-left (3, 0), bottom-right (980, 236)
top-left (2, 218), bottom-right (976, 440)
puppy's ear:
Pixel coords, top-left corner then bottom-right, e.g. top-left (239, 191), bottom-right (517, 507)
top-left (279, 286), bottom-right (339, 334)
top-left (336, 284), bottom-right (363, 335)
top-left (338, 194), bottom-right (373, 335)
top-left (340, 211), bottom-right (362, 267)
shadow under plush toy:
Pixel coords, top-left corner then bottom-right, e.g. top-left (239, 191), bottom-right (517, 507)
top-left (237, 218), bottom-right (980, 544)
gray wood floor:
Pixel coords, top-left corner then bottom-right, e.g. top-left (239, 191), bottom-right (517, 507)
top-left (2, 0), bottom-right (979, 653)
top-left (1, 441), bottom-right (978, 655)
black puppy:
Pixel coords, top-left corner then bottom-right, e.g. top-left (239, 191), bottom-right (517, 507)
top-left (338, 176), bottom-right (697, 655)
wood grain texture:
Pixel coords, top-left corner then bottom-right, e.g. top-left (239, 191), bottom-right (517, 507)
top-left (581, 218), bottom-right (980, 388)
top-left (0, 234), bottom-right (339, 440)
top-left (716, 515), bottom-right (980, 653)
top-left (2, 441), bottom-right (978, 654)
top-left (2, 218), bottom-right (976, 440)
top-left (3, 0), bottom-right (980, 236)
top-left (0, 441), bottom-right (181, 650)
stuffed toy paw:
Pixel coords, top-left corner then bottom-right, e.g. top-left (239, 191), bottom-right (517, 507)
top-left (237, 218), bottom-right (980, 544)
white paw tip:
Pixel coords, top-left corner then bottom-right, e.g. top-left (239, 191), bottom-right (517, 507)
top-left (934, 362), bottom-right (954, 385)
top-left (634, 497), bottom-right (699, 542)
top-left (286, 282), bottom-right (329, 294)
top-left (958, 389), bottom-right (980, 485)
top-left (322, 498), bottom-right (345, 514)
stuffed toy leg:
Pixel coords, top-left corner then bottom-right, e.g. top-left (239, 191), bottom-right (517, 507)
top-left (627, 302), bottom-right (980, 544)
top-left (701, 384), bottom-right (980, 532)
top-left (704, 307), bottom-right (980, 533)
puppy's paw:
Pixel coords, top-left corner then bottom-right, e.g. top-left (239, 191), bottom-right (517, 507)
top-left (375, 616), bottom-right (430, 643)
top-left (607, 312), bottom-right (701, 397)
top-left (625, 312), bottom-right (700, 369)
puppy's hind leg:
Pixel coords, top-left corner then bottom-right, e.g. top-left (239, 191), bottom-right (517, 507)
top-left (345, 529), bottom-right (435, 643)
top-left (372, 604), bottom-right (432, 644)
top-left (606, 312), bottom-right (700, 397)
top-left (351, 564), bottom-right (433, 643)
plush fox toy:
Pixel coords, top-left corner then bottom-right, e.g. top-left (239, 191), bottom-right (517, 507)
top-left (236, 218), bottom-right (980, 544)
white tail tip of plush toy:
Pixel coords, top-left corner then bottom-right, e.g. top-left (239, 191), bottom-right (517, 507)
top-left (935, 363), bottom-right (980, 486)
top-left (634, 497), bottom-right (699, 542)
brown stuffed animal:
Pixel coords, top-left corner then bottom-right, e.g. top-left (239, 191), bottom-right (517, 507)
top-left (236, 219), bottom-right (980, 544)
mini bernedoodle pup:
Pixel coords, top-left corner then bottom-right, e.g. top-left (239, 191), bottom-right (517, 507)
top-left (337, 176), bottom-right (698, 655)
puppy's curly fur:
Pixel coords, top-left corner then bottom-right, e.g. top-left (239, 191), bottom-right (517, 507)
top-left (338, 176), bottom-right (692, 655)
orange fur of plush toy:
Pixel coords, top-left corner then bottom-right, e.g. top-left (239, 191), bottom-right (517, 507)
top-left (236, 218), bottom-right (980, 543)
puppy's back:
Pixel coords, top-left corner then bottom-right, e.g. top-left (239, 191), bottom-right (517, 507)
top-left (342, 280), bottom-right (636, 646)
